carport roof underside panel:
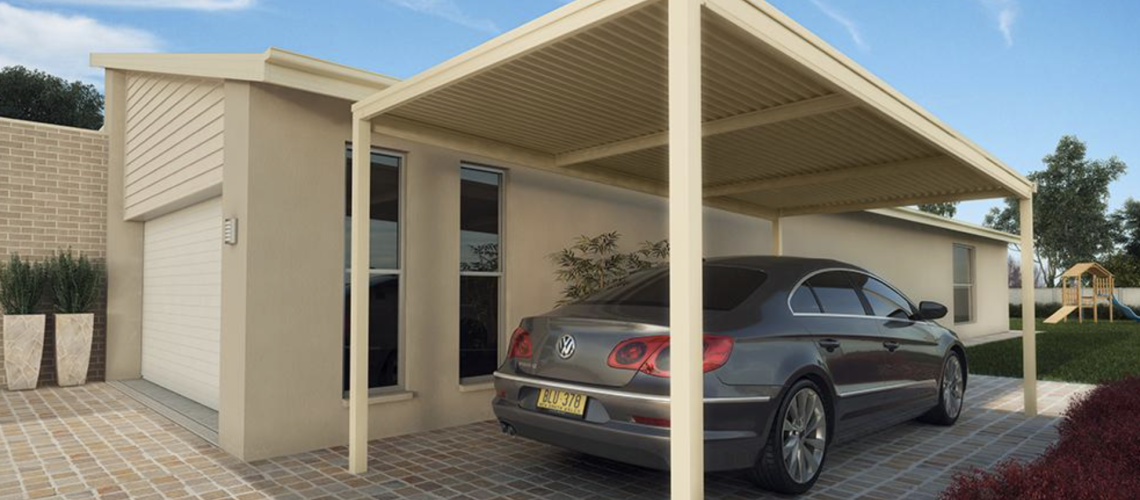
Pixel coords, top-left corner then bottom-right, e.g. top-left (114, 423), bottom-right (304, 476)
top-left (354, 0), bottom-right (1034, 217)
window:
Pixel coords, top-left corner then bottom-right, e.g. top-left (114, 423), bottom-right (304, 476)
top-left (582, 265), bottom-right (767, 312)
top-left (805, 272), bottom-right (867, 316)
top-left (953, 245), bottom-right (975, 324)
top-left (459, 166), bottom-right (503, 382)
top-left (789, 286), bottom-right (822, 313)
top-left (343, 147), bottom-right (402, 392)
top-left (853, 274), bottom-right (915, 320)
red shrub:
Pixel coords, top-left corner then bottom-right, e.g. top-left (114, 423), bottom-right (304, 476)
top-left (941, 377), bottom-right (1140, 500)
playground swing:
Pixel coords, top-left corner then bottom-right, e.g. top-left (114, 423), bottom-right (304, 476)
top-left (1044, 262), bottom-right (1140, 324)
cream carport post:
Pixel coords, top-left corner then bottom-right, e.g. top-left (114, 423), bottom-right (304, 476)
top-left (346, 0), bottom-right (1040, 491)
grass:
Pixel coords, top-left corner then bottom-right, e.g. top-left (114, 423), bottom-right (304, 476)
top-left (966, 318), bottom-right (1140, 385)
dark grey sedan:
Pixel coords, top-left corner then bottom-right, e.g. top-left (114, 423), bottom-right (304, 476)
top-left (492, 256), bottom-right (967, 494)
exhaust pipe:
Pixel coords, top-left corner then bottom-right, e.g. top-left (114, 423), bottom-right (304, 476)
top-left (499, 421), bottom-right (517, 436)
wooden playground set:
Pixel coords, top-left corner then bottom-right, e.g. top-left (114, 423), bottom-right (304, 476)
top-left (1044, 262), bottom-right (1140, 324)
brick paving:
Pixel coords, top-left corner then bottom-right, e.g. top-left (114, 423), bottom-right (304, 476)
top-left (0, 376), bottom-right (1090, 500)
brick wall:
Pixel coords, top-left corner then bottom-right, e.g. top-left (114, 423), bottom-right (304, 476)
top-left (0, 117), bottom-right (108, 388)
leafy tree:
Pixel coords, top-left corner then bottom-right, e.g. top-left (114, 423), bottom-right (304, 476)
top-left (0, 66), bottom-right (104, 130)
top-left (984, 136), bottom-right (1126, 286)
top-left (1102, 252), bottom-right (1140, 288)
top-left (549, 232), bottom-right (669, 306)
top-left (1112, 198), bottom-right (1140, 258)
top-left (917, 202), bottom-right (958, 218)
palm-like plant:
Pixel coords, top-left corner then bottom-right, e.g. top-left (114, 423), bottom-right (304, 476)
top-left (0, 254), bottom-right (46, 315)
top-left (549, 232), bottom-right (669, 305)
top-left (48, 249), bottom-right (103, 314)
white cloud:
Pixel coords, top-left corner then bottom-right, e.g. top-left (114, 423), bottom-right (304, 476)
top-left (381, 0), bottom-right (499, 34)
top-left (981, 0), bottom-right (1018, 47)
top-left (27, 0), bottom-right (254, 10)
top-left (0, 3), bottom-right (161, 84)
top-left (809, 0), bottom-right (867, 50)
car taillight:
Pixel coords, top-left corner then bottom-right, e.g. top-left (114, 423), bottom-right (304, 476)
top-left (508, 327), bottom-right (533, 359)
top-left (606, 334), bottom-right (734, 378)
top-left (608, 336), bottom-right (669, 370)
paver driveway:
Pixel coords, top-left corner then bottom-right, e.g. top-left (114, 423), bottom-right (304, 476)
top-left (0, 376), bottom-right (1090, 500)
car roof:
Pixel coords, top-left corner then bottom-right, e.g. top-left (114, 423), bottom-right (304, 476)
top-left (705, 255), bottom-right (867, 275)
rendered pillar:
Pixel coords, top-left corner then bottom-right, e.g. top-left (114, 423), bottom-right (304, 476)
top-left (772, 218), bottom-right (783, 256)
top-left (668, 0), bottom-right (704, 498)
top-left (349, 118), bottom-right (372, 473)
top-left (1019, 196), bottom-right (1037, 417)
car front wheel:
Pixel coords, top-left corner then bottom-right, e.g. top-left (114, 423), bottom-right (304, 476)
top-left (749, 379), bottom-right (829, 494)
top-left (920, 351), bottom-right (966, 425)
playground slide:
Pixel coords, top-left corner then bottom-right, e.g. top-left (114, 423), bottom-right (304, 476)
top-left (1113, 296), bottom-right (1140, 322)
top-left (1044, 305), bottom-right (1078, 324)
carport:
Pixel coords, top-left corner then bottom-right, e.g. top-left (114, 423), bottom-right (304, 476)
top-left (346, 0), bottom-right (1038, 496)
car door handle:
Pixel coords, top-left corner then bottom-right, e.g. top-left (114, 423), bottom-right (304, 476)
top-left (818, 339), bottom-right (841, 352)
top-left (883, 341), bottom-right (901, 352)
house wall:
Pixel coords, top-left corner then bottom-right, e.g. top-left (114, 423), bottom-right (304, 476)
top-left (216, 83), bottom-right (773, 460)
top-left (782, 212), bottom-right (1010, 339)
top-left (0, 116), bottom-right (108, 387)
top-left (123, 72), bottom-right (225, 221)
top-left (216, 85), bottom-right (1011, 460)
top-left (99, 72), bottom-right (1012, 460)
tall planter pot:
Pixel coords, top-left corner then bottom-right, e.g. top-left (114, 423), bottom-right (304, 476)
top-left (3, 314), bottom-right (46, 390)
top-left (55, 313), bottom-right (94, 387)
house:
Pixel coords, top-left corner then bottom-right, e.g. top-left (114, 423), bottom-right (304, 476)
top-left (88, 45), bottom-right (1017, 461)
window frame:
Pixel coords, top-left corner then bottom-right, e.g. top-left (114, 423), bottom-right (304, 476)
top-left (952, 244), bottom-right (976, 325)
top-left (343, 144), bottom-right (408, 397)
top-left (787, 268), bottom-right (922, 323)
top-left (458, 163), bottom-right (507, 386)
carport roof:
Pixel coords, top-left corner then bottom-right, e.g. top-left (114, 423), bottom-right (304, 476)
top-left (353, 0), bottom-right (1035, 219)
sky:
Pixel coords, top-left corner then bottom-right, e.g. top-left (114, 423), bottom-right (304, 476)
top-left (1, 0), bottom-right (1137, 225)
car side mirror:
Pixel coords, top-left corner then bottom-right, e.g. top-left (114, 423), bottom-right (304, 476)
top-left (918, 301), bottom-right (948, 321)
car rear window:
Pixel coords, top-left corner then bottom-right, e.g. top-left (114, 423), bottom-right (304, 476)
top-left (582, 265), bottom-right (767, 311)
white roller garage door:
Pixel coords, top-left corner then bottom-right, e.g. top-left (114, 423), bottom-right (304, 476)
top-left (142, 197), bottom-right (222, 410)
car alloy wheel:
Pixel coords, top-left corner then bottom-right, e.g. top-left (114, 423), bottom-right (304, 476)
top-left (942, 355), bottom-right (964, 418)
top-left (781, 387), bottom-right (827, 484)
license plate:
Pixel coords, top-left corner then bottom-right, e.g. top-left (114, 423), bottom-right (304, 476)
top-left (536, 388), bottom-right (588, 417)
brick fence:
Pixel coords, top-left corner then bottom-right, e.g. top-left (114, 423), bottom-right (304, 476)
top-left (0, 116), bottom-right (108, 387)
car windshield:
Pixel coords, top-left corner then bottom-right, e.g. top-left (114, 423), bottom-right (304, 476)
top-left (581, 265), bottom-right (767, 311)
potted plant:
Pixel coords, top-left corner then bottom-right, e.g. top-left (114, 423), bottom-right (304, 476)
top-left (48, 250), bottom-right (103, 387)
top-left (0, 254), bottom-right (47, 390)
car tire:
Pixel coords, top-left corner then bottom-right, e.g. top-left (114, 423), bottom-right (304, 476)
top-left (748, 379), bottom-right (830, 494)
top-left (920, 350), bottom-right (966, 426)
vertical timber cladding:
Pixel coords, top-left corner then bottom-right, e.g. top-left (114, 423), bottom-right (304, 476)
top-left (141, 197), bottom-right (223, 409)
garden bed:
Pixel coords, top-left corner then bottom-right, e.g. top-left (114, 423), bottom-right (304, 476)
top-left (941, 376), bottom-right (1140, 499)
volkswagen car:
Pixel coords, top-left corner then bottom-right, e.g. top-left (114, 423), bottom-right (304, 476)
top-left (492, 256), bottom-right (967, 494)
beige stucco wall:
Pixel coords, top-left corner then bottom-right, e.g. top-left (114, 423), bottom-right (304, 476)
top-left (217, 82), bottom-right (772, 460)
top-left (123, 72), bottom-right (225, 221)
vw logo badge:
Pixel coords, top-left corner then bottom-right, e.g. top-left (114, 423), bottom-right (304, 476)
top-left (556, 334), bottom-right (576, 359)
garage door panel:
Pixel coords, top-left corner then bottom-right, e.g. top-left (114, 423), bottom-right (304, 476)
top-left (143, 197), bottom-right (222, 410)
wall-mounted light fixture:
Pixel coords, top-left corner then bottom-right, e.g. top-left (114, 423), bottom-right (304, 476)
top-left (224, 218), bottom-right (239, 245)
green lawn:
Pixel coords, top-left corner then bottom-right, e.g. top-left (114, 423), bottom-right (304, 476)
top-left (966, 319), bottom-right (1140, 385)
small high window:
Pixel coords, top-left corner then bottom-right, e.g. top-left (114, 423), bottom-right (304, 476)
top-left (953, 245), bottom-right (975, 324)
